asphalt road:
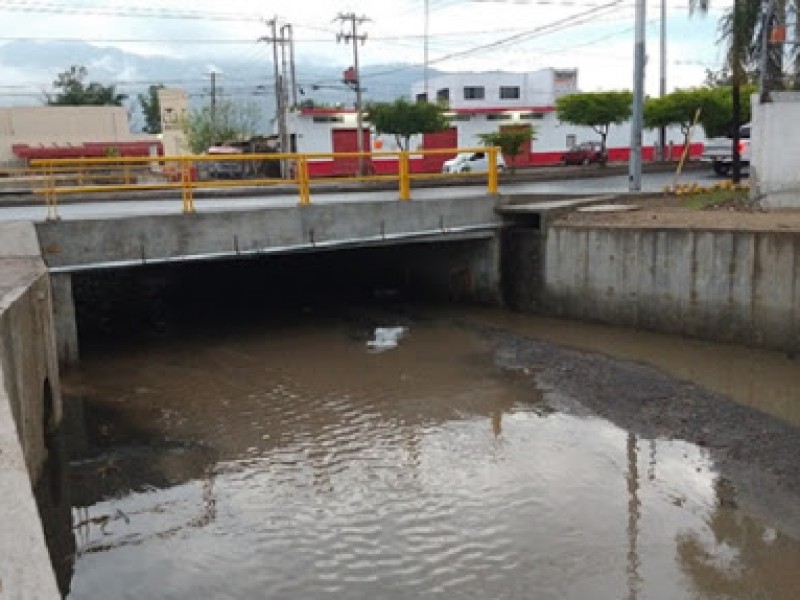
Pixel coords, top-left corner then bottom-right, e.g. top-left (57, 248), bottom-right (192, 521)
top-left (0, 170), bottom-right (715, 222)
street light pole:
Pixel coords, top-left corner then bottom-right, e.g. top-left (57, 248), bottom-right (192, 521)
top-left (759, 0), bottom-right (777, 103)
top-left (424, 0), bottom-right (429, 98)
top-left (629, 0), bottom-right (646, 191)
top-left (659, 0), bottom-right (667, 160)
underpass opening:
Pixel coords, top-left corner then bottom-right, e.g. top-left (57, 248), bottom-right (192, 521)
top-left (69, 238), bottom-right (501, 351)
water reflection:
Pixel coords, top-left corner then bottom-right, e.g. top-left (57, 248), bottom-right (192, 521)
top-left (64, 315), bottom-right (800, 599)
top-left (678, 478), bottom-right (800, 598)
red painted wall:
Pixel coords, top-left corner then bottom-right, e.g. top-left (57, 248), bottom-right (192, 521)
top-left (306, 142), bottom-right (705, 178)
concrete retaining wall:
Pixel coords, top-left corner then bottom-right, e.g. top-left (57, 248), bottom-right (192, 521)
top-left (542, 226), bottom-right (800, 352)
top-left (751, 91), bottom-right (800, 208)
top-left (0, 223), bottom-right (65, 599)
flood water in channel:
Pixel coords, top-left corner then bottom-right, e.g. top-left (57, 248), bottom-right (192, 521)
top-left (63, 305), bottom-right (800, 600)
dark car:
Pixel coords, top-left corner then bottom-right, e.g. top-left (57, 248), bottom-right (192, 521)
top-left (561, 141), bottom-right (607, 166)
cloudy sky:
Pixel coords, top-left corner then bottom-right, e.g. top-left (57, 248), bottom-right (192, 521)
top-left (0, 0), bottom-right (733, 100)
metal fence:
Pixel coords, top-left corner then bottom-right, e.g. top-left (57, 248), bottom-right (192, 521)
top-left (30, 147), bottom-right (501, 220)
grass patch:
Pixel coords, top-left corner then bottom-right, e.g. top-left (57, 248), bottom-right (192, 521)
top-left (680, 187), bottom-right (749, 209)
top-left (665, 180), bottom-right (752, 210)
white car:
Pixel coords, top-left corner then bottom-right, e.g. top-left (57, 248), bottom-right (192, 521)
top-left (442, 151), bottom-right (506, 174)
top-left (701, 122), bottom-right (751, 177)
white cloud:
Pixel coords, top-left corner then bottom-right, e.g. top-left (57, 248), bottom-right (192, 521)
top-left (0, 0), bottom-right (735, 95)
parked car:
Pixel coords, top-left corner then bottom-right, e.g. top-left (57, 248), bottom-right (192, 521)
top-left (205, 145), bottom-right (246, 179)
top-left (561, 141), bottom-right (607, 166)
top-left (700, 122), bottom-right (751, 177)
top-left (442, 151), bottom-right (507, 174)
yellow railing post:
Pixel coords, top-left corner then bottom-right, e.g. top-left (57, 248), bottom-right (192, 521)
top-left (298, 156), bottom-right (311, 205)
top-left (45, 161), bottom-right (59, 221)
top-left (399, 151), bottom-right (411, 201)
top-left (488, 146), bottom-right (499, 195)
top-left (181, 158), bottom-right (195, 213)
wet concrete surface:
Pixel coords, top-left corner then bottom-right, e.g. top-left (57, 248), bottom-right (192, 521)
top-left (62, 304), bottom-right (800, 599)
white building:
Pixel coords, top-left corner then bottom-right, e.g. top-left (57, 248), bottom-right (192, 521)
top-left (286, 68), bottom-right (703, 176)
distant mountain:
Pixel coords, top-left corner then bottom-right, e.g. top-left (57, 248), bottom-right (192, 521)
top-left (0, 40), bottom-right (441, 133)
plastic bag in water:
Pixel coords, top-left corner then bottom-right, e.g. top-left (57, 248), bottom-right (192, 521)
top-left (366, 326), bottom-right (407, 353)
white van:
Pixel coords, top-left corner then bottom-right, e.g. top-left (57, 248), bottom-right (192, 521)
top-left (442, 151), bottom-right (506, 174)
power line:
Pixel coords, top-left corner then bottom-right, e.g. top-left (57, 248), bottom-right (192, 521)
top-left (0, 0), bottom-right (262, 21)
top-left (362, 0), bottom-right (625, 80)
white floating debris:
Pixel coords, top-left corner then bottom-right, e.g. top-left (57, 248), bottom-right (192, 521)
top-left (367, 326), bottom-right (407, 353)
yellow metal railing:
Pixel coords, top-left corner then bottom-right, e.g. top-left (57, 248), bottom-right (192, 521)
top-left (30, 146), bottom-right (501, 220)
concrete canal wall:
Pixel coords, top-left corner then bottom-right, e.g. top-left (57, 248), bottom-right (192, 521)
top-left (539, 226), bottom-right (800, 353)
top-left (0, 222), bottom-right (65, 599)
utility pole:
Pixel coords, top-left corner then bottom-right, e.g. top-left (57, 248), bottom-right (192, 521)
top-left (424, 0), bottom-right (429, 98)
top-left (287, 24), bottom-right (298, 108)
top-left (629, 0), bottom-right (646, 192)
top-left (261, 18), bottom-right (288, 177)
top-left (336, 12), bottom-right (369, 176)
top-left (659, 0), bottom-right (667, 160)
top-left (280, 24), bottom-right (292, 153)
top-left (759, 0), bottom-right (777, 103)
top-left (209, 70), bottom-right (218, 145)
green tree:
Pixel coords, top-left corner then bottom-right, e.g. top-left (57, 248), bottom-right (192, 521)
top-left (366, 98), bottom-right (449, 151)
top-left (699, 84), bottom-right (757, 137)
top-left (644, 89), bottom-right (706, 152)
top-left (46, 65), bottom-right (127, 106)
top-left (183, 99), bottom-right (262, 153)
top-left (690, 1), bottom-right (754, 182)
top-left (555, 91), bottom-right (633, 162)
top-left (138, 84), bottom-right (165, 134)
top-left (477, 129), bottom-right (536, 174)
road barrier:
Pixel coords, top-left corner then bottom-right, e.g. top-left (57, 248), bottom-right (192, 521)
top-left (31, 147), bottom-right (500, 220)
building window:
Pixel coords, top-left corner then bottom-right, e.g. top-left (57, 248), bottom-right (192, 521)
top-left (436, 88), bottom-right (449, 102)
top-left (519, 112), bottom-right (545, 120)
top-left (486, 114), bottom-right (512, 121)
top-left (500, 86), bottom-right (520, 100)
top-left (566, 134), bottom-right (577, 148)
top-left (416, 92), bottom-right (428, 103)
top-left (463, 86), bottom-right (485, 100)
top-left (446, 113), bottom-right (470, 122)
top-left (312, 116), bottom-right (344, 123)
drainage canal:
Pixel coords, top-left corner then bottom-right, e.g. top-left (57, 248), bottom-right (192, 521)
top-left (60, 246), bottom-right (800, 599)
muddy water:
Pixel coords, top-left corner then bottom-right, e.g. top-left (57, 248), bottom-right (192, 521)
top-left (65, 308), bottom-right (800, 599)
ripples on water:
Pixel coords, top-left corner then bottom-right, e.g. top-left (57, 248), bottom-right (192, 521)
top-left (65, 312), bottom-right (800, 599)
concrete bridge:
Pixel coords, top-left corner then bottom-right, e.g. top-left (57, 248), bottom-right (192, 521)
top-left (4, 184), bottom-right (613, 598)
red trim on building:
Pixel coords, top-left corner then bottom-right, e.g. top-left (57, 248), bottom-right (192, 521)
top-left (299, 107), bottom-right (356, 116)
top-left (449, 106), bottom-right (555, 115)
top-left (12, 140), bottom-right (163, 160)
top-left (305, 143), bottom-right (704, 177)
top-left (299, 105), bottom-right (556, 117)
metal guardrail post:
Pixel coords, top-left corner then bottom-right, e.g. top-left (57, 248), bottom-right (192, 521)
top-left (487, 146), bottom-right (499, 195)
top-left (181, 158), bottom-right (195, 213)
top-left (399, 151), bottom-right (411, 201)
top-left (45, 162), bottom-right (59, 221)
top-left (298, 157), bottom-right (311, 205)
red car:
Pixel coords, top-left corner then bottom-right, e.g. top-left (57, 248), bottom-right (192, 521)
top-left (561, 141), bottom-right (607, 166)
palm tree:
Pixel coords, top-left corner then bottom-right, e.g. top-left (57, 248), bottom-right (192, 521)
top-left (690, 0), bottom-right (752, 182)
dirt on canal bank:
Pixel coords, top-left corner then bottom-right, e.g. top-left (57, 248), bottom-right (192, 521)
top-left (556, 191), bottom-right (800, 231)
top-left (462, 314), bottom-right (800, 541)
